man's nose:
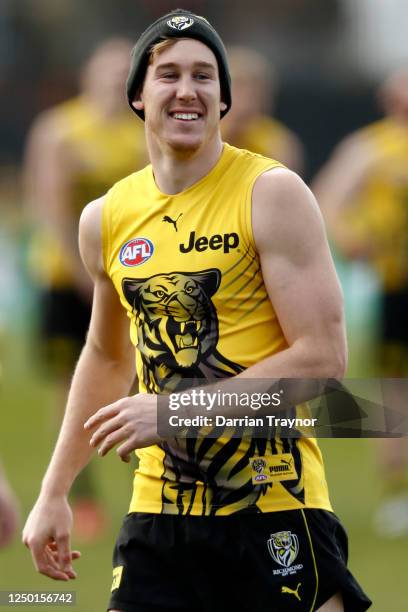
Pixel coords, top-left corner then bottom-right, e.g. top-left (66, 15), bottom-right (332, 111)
top-left (176, 76), bottom-right (197, 101)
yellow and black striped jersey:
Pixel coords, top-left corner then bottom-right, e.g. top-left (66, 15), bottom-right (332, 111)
top-left (102, 143), bottom-right (332, 516)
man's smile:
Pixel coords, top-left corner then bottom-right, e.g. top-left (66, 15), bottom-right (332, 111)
top-left (171, 112), bottom-right (199, 121)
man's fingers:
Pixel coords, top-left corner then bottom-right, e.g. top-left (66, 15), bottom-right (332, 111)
top-left (46, 546), bottom-right (79, 578)
top-left (46, 536), bottom-right (78, 579)
top-left (55, 532), bottom-right (73, 573)
top-left (89, 415), bottom-right (122, 448)
top-left (28, 541), bottom-right (71, 581)
top-left (48, 542), bottom-right (81, 561)
top-left (118, 449), bottom-right (131, 463)
top-left (45, 547), bottom-right (70, 574)
top-left (97, 427), bottom-right (129, 457)
top-left (37, 561), bottom-right (71, 581)
top-left (84, 402), bottom-right (121, 431)
top-left (116, 439), bottom-right (139, 462)
top-left (116, 430), bottom-right (158, 461)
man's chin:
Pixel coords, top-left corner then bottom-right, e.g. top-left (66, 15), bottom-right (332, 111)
top-left (166, 136), bottom-right (203, 154)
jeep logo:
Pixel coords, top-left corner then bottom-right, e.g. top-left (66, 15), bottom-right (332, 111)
top-left (179, 231), bottom-right (239, 254)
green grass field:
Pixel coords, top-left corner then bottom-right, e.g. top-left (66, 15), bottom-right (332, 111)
top-left (0, 319), bottom-right (407, 610)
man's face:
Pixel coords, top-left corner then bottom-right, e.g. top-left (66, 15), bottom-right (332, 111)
top-left (135, 39), bottom-right (225, 152)
top-left (231, 75), bottom-right (264, 120)
top-left (84, 40), bottom-right (133, 110)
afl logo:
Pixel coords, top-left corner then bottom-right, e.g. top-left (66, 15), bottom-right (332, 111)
top-left (119, 238), bottom-right (154, 267)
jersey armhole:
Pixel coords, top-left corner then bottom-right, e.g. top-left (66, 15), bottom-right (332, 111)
top-left (243, 162), bottom-right (285, 255)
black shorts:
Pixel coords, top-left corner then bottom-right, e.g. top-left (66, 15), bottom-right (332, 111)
top-left (382, 286), bottom-right (408, 344)
top-left (36, 288), bottom-right (91, 374)
top-left (108, 510), bottom-right (371, 612)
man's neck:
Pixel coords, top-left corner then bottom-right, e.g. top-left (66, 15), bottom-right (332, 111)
top-left (83, 91), bottom-right (125, 120)
top-left (147, 135), bottom-right (224, 195)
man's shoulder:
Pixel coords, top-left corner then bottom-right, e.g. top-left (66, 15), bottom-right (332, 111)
top-left (106, 165), bottom-right (151, 198)
top-left (248, 114), bottom-right (295, 140)
top-left (222, 145), bottom-right (298, 215)
top-left (253, 166), bottom-right (304, 198)
top-left (252, 167), bottom-right (314, 229)
top-left (335, 118), bottom-right (387, 154)
top-left (225, 141), bottom-right (280, 165)
top-left (78, 196), bottom-right (105, 275)
top-left (252, 167), bottom-right (321, 251)
top-left (41, 95), bottom-right (87, 125)
top-left (27, 96), bottom-right (91, 151)
top-left (223, 143), bottom-right (284, 183)
top-left (80, 196), bottom-right (105, 232)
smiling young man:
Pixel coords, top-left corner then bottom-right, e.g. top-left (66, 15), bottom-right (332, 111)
top-left (23, 10), bottom-right (371, 612)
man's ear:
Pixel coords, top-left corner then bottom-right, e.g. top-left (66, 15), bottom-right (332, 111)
top-left (220, 101), bottom-right (227, 112)
top-left (132, 91), bottom-right (144, 111)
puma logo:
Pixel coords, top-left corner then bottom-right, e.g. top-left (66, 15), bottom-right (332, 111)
top-left (281, 458), bottom-right (293, 467)
top-left (281, 583), bottom-right (301, 601)
top-left (162, 213), bottom-right (183, 232)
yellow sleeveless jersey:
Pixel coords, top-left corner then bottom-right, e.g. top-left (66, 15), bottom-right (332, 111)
top-left (103, 143), bottom-right (332, 516)
top-left (29, 95), bottom-right (147, 288)
top-left (341, 118), bottom-right (408, 291)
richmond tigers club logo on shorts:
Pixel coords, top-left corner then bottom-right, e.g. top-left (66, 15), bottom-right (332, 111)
top-left (267, 531), bottom-right (304, 577)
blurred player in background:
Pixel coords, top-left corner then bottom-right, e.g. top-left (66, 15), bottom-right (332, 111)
top-left (23, 37), bottom-right (147, 541)
top-left (313, 69), bottom-right (408, 537)
top-left (221, 46), bottom-right (304, 174)
top-left (0, 460), bottom-right (19, 549)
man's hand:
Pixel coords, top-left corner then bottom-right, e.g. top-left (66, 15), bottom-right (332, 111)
top-left (84, 393), bottom-right (159, 462)
top-left (0, 479), bottom-right (19, 548)
top-left (22, 496), bottom-right (80, 581)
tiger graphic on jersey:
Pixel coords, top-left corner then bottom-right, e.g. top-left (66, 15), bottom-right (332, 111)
top-left (122, 268), bottom-right (243, 393)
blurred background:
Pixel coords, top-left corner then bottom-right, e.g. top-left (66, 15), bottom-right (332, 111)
top-left (1, 0), bottom-right (408, 610)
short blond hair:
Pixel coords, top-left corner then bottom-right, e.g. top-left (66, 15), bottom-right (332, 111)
top-left (148, 38), bottom-right (180, 64)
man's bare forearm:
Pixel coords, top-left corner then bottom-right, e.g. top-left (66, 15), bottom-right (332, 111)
top-left (40, 341), bottom-right (135, 498)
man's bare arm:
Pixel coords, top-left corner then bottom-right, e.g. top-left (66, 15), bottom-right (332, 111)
top-left (24, 111), bottom-right (92, 299)
top-left (0, 461), bottom-right (19, 549)
top-left (22, 197), bottom-right (135, 580)
top-left (312, 133), bottom-right (375, 218)
top-left (311, 133), bottom-right (387, 258)
top-left (40, 198), bottom-right (135, 494)
top-left (241, 167), bottom-right (347, 379)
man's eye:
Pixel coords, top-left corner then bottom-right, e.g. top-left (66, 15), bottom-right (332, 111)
top-left (195, 73), bottom-right (210, 80)
top-left (161, 73), bottom-right (177, 79)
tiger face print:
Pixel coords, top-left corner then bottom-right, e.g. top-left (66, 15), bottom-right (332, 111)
top-left (122, 268), bottom-right (243, 392)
